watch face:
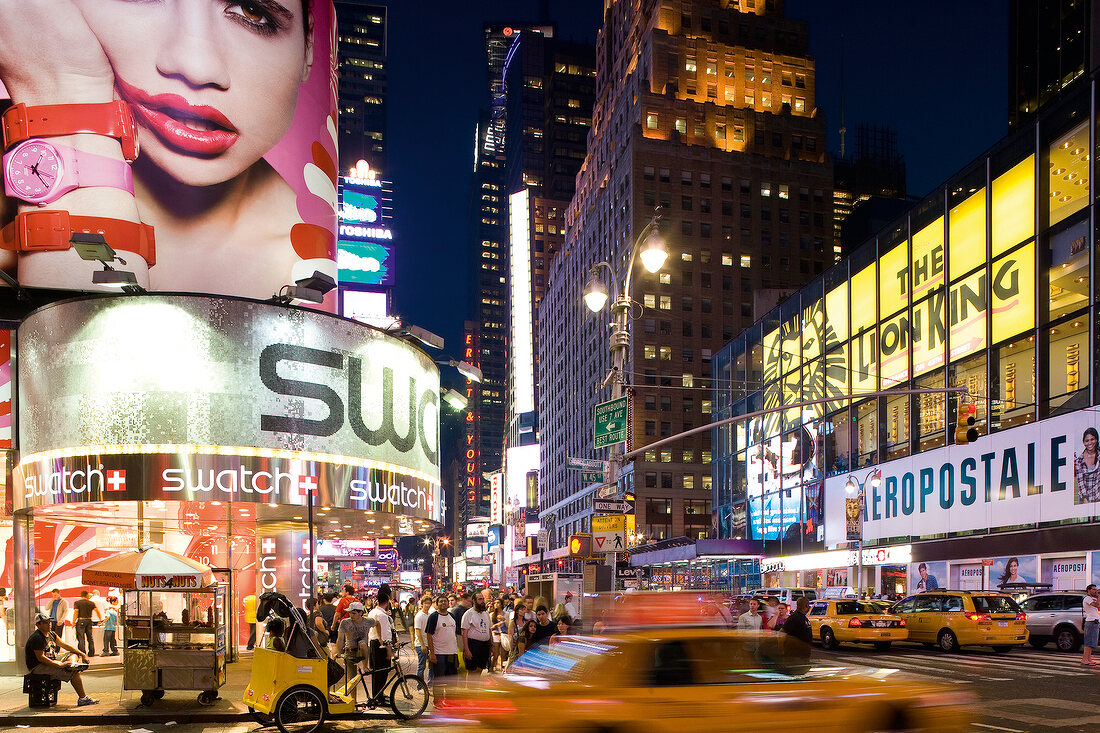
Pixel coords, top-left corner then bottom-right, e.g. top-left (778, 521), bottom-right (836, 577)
top-left (5, 140), bottom-right (62, 202)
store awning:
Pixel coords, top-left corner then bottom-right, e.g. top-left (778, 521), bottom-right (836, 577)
top-left (629, 538), bottom-right (763, 567)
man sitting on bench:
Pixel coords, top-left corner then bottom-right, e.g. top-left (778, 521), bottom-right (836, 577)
top-left (25, 612), bottom-right (97, 707)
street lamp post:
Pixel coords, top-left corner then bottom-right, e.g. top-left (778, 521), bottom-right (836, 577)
top-left (845, 468), bottom-right (881, 598)
top-left (585, 212), bottom-right (667, 574)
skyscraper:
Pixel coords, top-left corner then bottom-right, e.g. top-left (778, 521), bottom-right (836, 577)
top-left (537, 0), bottom-right (836, 550)
top-left (462, 25), bottom-right (596, 553)
top-left (335, 2), bottom-right (387, 172)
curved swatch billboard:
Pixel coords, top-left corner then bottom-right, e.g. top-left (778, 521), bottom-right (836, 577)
top-left (14, 295), bottom-right (442, 523)
top-left (0, 1), bottom-right (338, 301)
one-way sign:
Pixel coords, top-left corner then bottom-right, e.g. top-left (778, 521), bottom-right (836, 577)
top-left (593, 498), bottom-right (635, 514)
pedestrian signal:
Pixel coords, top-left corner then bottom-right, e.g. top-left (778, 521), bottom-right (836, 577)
top-left (568, 533), bottom-right (592, 558)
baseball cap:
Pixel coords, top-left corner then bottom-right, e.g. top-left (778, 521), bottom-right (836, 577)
top-left (565, 592), bottom-right (573, 598)
top-left (34, 612), bottom-right (50, 624)
top-left (347, 602), bottom-right (365, 612)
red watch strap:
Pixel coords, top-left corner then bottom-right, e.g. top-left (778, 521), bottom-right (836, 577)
top-left (3, 101), bottom-right (139, 161)
top-left (1, 210), bottom-right (155, 266)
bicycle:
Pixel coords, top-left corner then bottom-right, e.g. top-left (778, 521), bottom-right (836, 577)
top-left (268, 640), bottom-right (429, 733)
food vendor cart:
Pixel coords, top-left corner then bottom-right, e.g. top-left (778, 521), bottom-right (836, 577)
top-left (81, 545), bottom-right (228, 706)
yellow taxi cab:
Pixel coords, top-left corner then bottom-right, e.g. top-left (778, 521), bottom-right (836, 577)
top-left (806, 599), bottom-right (908, 650)
top-left (431, 628), bottom-right (972, 732)
top-left (888, 590), bottom-right (1029, 652)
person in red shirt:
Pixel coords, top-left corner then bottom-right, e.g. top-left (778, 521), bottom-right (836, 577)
top-left (333, 585), bottom-right (357, 626)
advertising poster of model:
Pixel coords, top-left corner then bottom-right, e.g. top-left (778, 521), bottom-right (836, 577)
top-left (0, 1), bottom-right (339, 301)
top-left (989, 555), bottom-right (1038, 588)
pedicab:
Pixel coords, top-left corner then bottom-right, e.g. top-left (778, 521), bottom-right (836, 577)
top-left (244, 592), bottom-right (429, 733)
top-left (81, 545), bottom-right (227, 706)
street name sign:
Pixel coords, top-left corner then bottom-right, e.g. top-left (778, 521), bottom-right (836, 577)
top-left (593, 396), bottom-right (629, 449)
top-left (566, 456), bottom-right (607, 471)
top-left (592, 514), bottom-right (626, 553)
top-left (593, 498), bottom-right (635, 514)
top-left (581, 470), bottom-right (605, 484)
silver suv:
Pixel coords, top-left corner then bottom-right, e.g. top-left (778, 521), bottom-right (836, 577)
top-left (1020, 591), bottom-right (1086, 652)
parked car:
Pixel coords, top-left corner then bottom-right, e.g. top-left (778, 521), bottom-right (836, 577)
top-left (750, 587), bottom-right (820, 607)
top-left (888, 590), bottom-right (1028, 652)
top-left (806, 599), bottom-right (908, 650)
top-left (1019, 590), bottom-right (1086, 652)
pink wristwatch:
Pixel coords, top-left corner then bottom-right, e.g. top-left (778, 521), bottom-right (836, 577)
top-left (3, 138), bottom-right (134, 205)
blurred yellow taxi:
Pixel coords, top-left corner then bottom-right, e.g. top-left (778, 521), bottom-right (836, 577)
top-left (889, 590), bottom-right (1028, 652)
top-left (432, 628), bottom-right (971, 732)
top-left (806, 599), bottom-right (908, 650)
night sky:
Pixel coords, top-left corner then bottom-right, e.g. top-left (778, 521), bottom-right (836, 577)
top-left (376, 1), bottom-right (1008, 356)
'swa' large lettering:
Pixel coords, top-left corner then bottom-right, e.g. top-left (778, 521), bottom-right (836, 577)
top-left (258, 343), bottom-right (438, 465)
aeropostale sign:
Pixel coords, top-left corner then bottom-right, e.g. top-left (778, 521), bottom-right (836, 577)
top-left (824, 411), bottom-right (1100, 545)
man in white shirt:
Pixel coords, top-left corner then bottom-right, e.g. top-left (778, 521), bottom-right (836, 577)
top-left (413, 596), bottom-right (433, 682)
top-left (460, 594), bottom-right (492, 675)
top-left (367, 591), bottom-right (394, 705)
top-left (425, 595), bottom-right (457, 702)
top-left (563, 592), bottom-right (579, 626)
top-left (1082, 584), bottom-right (1099, 666)
top-left (737, 598), bottom-right (763, 630)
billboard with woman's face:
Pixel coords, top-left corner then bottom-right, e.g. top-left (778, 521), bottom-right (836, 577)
top-left (0, 0), bottom-right (338, 302)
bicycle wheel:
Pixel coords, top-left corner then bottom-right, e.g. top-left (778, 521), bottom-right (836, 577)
top-left (274, 685), bottom-right (327, 733)
top-left (389, 674), bottom-right (429, 720)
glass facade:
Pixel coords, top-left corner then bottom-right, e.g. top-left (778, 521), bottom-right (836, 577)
top-left (713, 86), bottom-right (1097, 552)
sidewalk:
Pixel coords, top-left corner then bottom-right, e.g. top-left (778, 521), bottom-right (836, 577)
top-left (0, 641), bottom-right (421, 727)
top-left (0, 651), bottom-right (253, 726)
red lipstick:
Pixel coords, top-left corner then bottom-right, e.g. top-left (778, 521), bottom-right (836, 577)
top-left (116, 77), bottom-right (239, 156)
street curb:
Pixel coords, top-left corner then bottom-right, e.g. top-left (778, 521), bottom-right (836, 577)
top-left (0, 710), bottom-right (249, 726)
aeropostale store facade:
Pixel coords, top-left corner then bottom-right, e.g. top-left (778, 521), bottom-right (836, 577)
top-left (713, 81), bottom-right (1100, 596)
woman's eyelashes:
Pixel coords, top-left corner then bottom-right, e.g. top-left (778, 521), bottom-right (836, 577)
top-left (224, 1), bottom-right (291, 35)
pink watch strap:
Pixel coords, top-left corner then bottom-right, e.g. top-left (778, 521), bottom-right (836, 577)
top-left (67, 146), bottom-right (134, 195)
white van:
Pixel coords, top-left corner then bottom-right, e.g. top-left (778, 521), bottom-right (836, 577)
top-left (750, 587), bottom-right (820, 607)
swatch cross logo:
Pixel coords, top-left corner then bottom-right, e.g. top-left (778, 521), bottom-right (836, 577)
top-left (297, 475), bottom-right (318, 503)
top-left (261, 538), bottom-right (276, 554)
top-left (105, 469), bottom-right (126, 492)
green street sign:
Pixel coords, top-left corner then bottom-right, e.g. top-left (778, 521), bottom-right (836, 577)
top-left (594, 396), bottom-right (629, 449)
top-left (581, 470), bottom-right (605, 484)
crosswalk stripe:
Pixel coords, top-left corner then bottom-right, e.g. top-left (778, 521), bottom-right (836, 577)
top-left (821, 651), bottom-right (1093, 678)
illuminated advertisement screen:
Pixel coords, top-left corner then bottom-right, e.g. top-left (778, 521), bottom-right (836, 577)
top-left (506, 444), bottom-right (539, 552)
top-left (0, 2), bottom-right (338, 301)
top-left (14, 295), bottom-right (443, 523)
top-left (744, 409), bottom-right (823, 544)
top-left (338, 239), bottom-right (395, 286)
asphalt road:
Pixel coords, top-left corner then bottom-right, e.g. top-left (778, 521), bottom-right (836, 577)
top-left (5, 642), bottom-right (1095, 733)
top-left (811, 640), bottom-right (1100, 732)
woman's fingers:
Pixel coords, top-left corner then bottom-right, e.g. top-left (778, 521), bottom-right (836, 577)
top-left (0, 0), bottom-right (113, 105)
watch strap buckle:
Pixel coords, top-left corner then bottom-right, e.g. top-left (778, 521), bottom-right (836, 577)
top-left (3, 210), bottom-right (71, 253)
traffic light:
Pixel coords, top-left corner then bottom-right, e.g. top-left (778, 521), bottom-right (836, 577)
top-left (568, 533), bottom-right (592, 559)
top-left (955, 402), bottom-right (979, 444)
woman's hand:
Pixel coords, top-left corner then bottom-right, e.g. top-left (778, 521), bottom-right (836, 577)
top-left (0, 0), bottom-right (115, 105)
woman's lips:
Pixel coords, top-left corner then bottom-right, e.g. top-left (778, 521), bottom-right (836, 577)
top-left (116, 78), bottom-right (239, 156)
